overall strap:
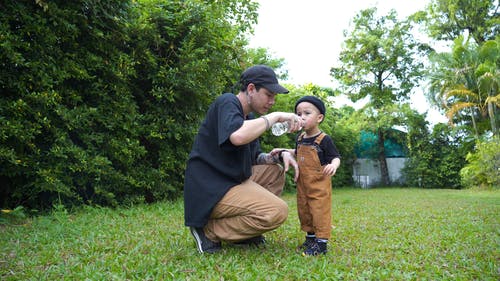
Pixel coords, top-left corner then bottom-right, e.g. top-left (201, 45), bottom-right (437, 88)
top-left (314, 132), bottom-right (326, 145)
top-left (297, 132), bottom-right (307, 142)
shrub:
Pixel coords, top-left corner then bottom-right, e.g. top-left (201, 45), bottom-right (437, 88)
top-left (460, 137), bottom-right (500, 188)
top-left (0, 0), bottom-right (258, 210)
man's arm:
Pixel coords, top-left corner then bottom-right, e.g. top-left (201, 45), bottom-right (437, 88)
top-left (256, 152), bottom-right (280, 165)
top-left (256, 150), bottom-right (300, 182)
top-left (230, 112), bottom-right (303, 146)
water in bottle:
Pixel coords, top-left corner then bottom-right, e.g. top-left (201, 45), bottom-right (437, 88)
top-left (271, 121), bottom-right (289, 136)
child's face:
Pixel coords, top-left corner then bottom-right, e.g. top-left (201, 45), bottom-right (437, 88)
top-left (295, 102), bottom-right (324, 130)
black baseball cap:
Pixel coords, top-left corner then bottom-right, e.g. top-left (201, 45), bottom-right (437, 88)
top-left (240, 65), bottom-right (289, 94)
top-left (295, 95), bottom-right (326, 115)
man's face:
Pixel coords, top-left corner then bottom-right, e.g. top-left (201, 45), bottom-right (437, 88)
top-left (249, 84), bottom-right (277, 115)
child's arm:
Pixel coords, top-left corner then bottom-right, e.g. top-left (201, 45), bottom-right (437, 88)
top-left (323, 157), bottom-right (340, 176)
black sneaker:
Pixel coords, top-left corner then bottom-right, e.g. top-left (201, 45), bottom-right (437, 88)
top-left (299, 236), bottom-right (316, 250)
top-left (189, 227), bottom-right (222, 254)
top-left (233, 235), bottom-right (266, 247)
top-left (302, 240), bottom-right (327, 256)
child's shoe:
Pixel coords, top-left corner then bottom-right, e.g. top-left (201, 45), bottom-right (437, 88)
top-left (302, 240), bottom-right (327, 256)
top-left (299, 235), bottom-right (316, 250)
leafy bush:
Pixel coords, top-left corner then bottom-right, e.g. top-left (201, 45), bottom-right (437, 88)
top-left (402, 118), bottom-right (469, 188)
top-left (0, 206), bottom-right (26, 225)
top-left (0, 0), bottom-right (258, 210)
top-left (460, 137), bottom-right (500, 188)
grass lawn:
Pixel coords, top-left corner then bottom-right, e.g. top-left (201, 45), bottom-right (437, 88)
top-left (1, 188), bottom-right (499, 280)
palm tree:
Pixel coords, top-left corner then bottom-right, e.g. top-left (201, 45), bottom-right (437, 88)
top-left (428, 36), bottom-right (499, 138)
top-left (478, 71), bottom-right (500, 136)
top-left (442, 85), bottom-right (482, 136)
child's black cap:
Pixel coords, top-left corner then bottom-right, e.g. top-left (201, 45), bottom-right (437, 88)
top-left (295, 96), bottom-right (325, 115)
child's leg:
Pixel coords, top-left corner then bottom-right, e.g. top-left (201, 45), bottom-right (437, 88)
top-left (302, 178), bottom-right (331, 256)
top-left (309, 184), bottom-right (332, 240)
top-left (297, 181), bottom-right (314, 234)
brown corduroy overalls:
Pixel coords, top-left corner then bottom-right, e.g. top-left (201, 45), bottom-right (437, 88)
top-left (296, 132), bottom-right (332, 239)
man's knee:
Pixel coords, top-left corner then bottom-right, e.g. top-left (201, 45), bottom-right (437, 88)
top-left (276, 200), bottom-right (289, 223)
top-left (252, 164), bottom-right (285, 196)
top-left (268, 199), bottom-right (288, 227)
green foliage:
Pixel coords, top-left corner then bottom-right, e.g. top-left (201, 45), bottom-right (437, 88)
top-left (0, 206), bottom-right (27, 225)
top-left (428, 36), bottom-right (500, 138)
top-left (331, 8), bottom-right (429, 108)
top-left (422, 0), bottom-right (498, 44)
top-left (0, 0), bottom-right (259, 210)
top-left (245, 47), bottom-right (288, 80)
top-left (331, 7), bottom-right (430, 185)
top-left (402, 117), bottom-right (470, 188)
top-left (1, 189), bottom-right (499, 280)
top-left (460, 137), bottom-right (500, 188)
top-left (1, 0), bottom-right (140, 209)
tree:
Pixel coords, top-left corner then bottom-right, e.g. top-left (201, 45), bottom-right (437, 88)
top-left (245, 47), bottom-right (288, 80)
top-left (477, 39), bottom-right (500, 136)
top-left (400, 106), bottom-right (471, 189)
top-left (428, 36), bottom-right (500, 138)
top-left (419, 0), bottom-right (499, 45)
top-left (331, 8), bottom-right (429, 185)
top-left (126, 0), bottom-right (259, 203)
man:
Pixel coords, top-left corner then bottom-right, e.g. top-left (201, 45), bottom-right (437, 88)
top-left (184, 65), bottom-right (304, 253)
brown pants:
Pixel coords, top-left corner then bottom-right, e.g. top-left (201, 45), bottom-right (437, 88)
top-left (296, 143), bottom-right (332, 239)
top-left (204, 164), bottom-right (288, 242)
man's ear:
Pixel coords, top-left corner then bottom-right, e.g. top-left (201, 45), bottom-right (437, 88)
top-left (246, 83), bottom-right (256, 93)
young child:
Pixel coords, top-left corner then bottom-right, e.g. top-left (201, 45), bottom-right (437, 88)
top-left (276, 96), bottom-right (341, 256)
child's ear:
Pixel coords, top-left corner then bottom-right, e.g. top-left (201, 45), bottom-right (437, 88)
top-left (318, 114), bottom-right (324, 123)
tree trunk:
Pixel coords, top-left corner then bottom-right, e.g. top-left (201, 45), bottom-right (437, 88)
top-left (488, 101), bottom-right (498, 136)
top-left (377, 129), bottom-right (390, 185)
top-left (470, 107), bottom-right (479, 139)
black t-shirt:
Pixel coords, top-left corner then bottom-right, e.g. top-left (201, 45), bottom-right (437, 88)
top-left (184, 93), bottom-right (261, 227)
top-left (295, 133), bottom-right (341, 165)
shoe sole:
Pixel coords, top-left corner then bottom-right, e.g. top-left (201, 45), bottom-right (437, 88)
top-left (189, 227), bottom-right (204, 253)
top-left (302, 251), bottom-right (327, 256)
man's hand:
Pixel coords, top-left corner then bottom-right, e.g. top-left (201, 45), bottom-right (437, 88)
top-left (281, 151), bottom-right (299, 182)
top-left (269, 148), bottom-right (289, 156)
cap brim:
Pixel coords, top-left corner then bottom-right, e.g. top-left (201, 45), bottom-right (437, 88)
top-left (264, 83), bottom-right (289, 94)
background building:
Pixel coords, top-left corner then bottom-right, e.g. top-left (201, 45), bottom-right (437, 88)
top-left (352, 130), bottom-right (408, 187)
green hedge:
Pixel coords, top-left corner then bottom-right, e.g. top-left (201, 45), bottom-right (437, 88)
top-left (0, 0), bottom-right (258, 210)
top-left (461, 137), bottom-right (500, 188)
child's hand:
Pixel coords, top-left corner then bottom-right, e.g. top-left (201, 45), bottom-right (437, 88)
top-left (323, 163), bottom-right (337, 177)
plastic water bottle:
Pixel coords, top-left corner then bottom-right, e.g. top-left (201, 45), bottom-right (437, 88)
top-left (271, 121), bottom-right (289, 136)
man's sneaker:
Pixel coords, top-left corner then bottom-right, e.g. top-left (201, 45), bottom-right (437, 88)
top-left (189, 227), bottom-right (221, 254)
top-left (302, 240), bottom-right (327, 256)
top-left (233, 235), bottom-right (266, 247)
top-left (298, 236), bottom-right (316, 250)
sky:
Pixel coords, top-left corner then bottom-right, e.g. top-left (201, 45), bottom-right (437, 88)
top-left (248, 0), bottom-right (448, 124)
